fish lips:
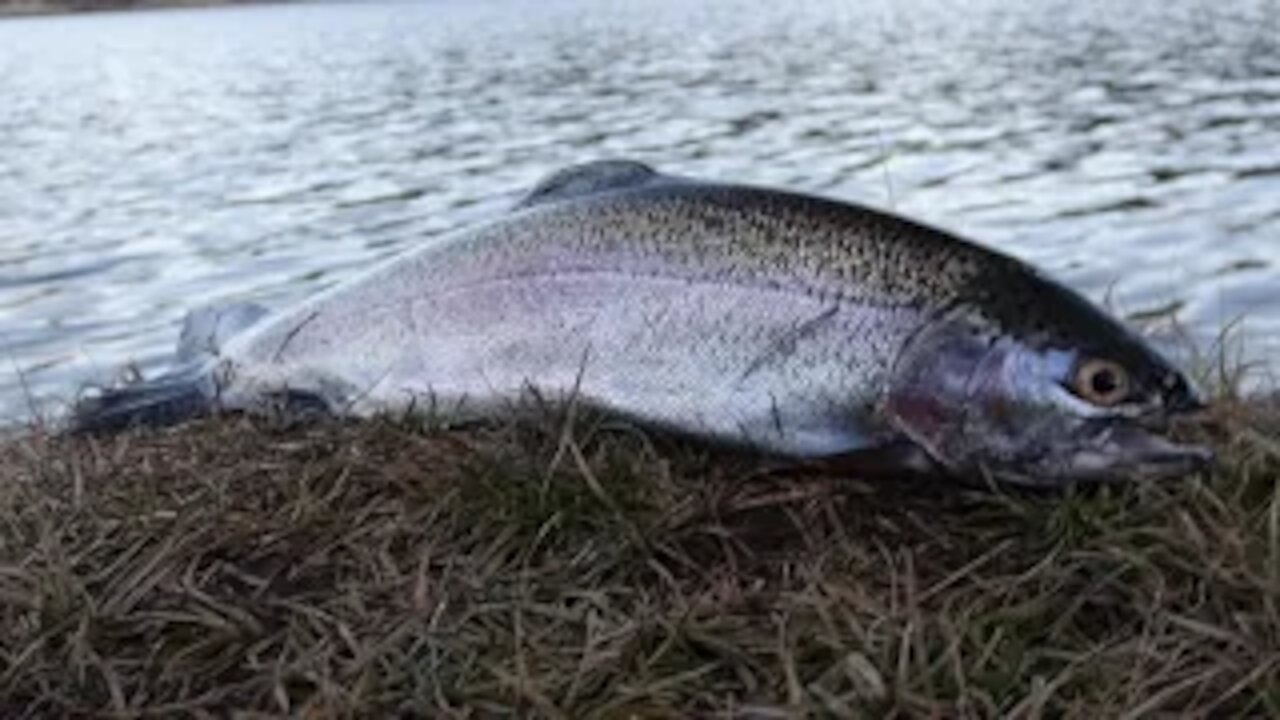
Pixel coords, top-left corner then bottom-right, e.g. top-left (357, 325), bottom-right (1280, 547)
top-left (1054, 419), bottom-right (1215, 483)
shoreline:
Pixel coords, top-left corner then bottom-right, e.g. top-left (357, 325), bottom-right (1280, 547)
top-left (0, 0), bottom-right (276, 18)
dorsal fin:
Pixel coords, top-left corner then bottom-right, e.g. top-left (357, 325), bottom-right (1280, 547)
top-left (176, 301), bottom-right (269, 363)
top-left (515, 160), bottom-right (660, 209)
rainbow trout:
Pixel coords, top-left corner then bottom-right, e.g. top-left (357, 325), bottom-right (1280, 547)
top-left (73, 161), bottom-right (1212, 485)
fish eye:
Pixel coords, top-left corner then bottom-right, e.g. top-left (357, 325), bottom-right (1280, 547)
top-left (1072, 359), bottom-right (1131, 407)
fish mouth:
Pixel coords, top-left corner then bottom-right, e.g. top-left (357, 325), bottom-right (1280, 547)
top-left (1062, 421), bottom-right (1214, 482)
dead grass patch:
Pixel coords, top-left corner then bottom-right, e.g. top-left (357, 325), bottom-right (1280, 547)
top-left (1, 398), bottom-right (1278, 717)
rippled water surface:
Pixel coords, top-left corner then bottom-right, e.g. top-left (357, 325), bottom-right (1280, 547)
top-left (2, 0), bottom-right (1279, 421)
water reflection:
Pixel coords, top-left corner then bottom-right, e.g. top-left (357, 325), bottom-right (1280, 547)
top-left (1, 0), bottom-right (1279, 421)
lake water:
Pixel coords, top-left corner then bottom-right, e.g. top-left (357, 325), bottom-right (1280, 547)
top-left (2, 0), bottom-right (1279, 423)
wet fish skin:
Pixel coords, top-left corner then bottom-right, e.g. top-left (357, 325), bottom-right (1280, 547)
top-left (72, 161), bottom-right (1209, 485)
top-left (217, 172), bottom-right (957, 452)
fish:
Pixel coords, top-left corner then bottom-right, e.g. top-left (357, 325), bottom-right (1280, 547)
top-left (71, 160), bottom-right (1212, 486)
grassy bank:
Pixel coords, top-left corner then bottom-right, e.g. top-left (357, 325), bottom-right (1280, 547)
top-left (2, 395), bottom-right (1278, 717)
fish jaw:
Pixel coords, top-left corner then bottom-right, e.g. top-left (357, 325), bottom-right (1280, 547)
top-left (1039, 421), bottom-right (1214, 484)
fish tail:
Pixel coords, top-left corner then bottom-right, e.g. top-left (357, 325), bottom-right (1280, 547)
top-left (70, 368), bottom-right (215, 434)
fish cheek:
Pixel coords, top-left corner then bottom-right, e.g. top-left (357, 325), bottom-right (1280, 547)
top-left (962, 345), bottom-right (1105, 481)
top-left (965, 348), bottom-right (1052, 447)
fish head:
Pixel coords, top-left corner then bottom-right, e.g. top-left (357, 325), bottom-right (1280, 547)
top-left (884, 306), bottom-right (1212, 486)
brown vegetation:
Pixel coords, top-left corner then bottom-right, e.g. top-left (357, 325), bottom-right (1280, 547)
top-left (1, 394), bottom-right (1278, 716)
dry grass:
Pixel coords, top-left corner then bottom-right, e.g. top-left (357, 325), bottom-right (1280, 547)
top-left (2, 394), bottom-right (1279, 718)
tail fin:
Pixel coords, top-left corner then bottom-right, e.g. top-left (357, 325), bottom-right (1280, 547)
top-left (70, 368), bottom-right (215, 434)
top-left (71, 301), bottom-right (268, 435)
